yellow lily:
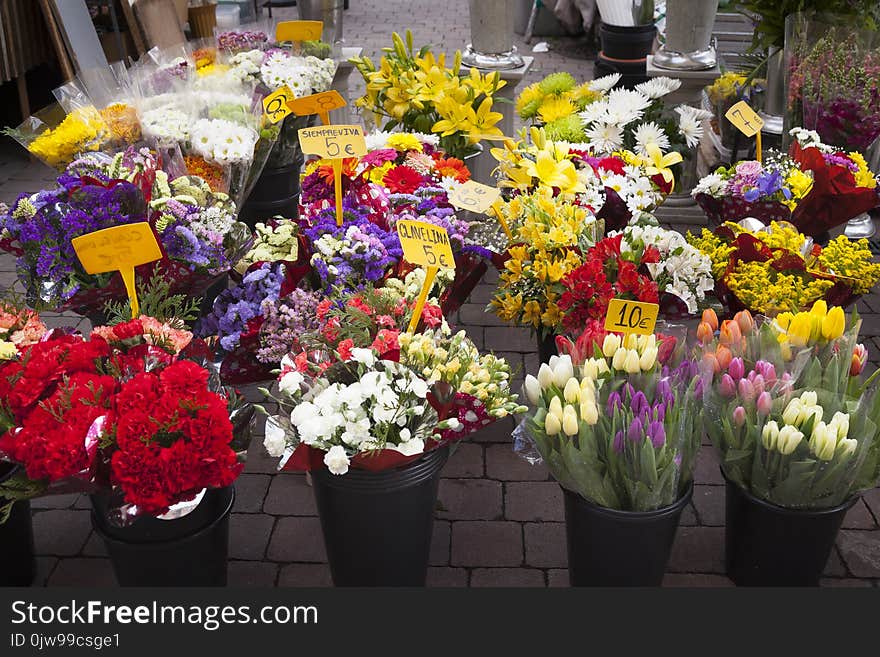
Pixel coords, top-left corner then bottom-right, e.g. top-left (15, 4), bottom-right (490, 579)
top-left (524, 151), bottom-right (585, 194)
top-left (642, 143), bottom-right (682, 185)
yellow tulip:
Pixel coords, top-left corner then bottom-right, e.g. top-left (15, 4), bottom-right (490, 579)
top-left (809, 300), bottom-right (828, 318)
top-left (787, 312), bottom-right (813, 347)
top-left (821, 306), bottom-right (846, 341)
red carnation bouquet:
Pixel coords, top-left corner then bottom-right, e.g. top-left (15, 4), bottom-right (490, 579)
top-left (0, 316), bottom-right (252, 522)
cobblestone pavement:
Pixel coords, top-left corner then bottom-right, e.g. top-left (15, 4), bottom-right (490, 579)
top-left (1, 2), bottom-right (879, 587)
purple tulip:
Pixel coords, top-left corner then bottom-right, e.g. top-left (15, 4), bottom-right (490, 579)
top-left (756, 391), bottom-right (772, 417)
top-left (648, 420), bottom-right (666, 448)
top-left (751, 374), bottom-right (766, 395)
top-left (606, 391), bottom-right (623, 414)
top-left (728, 357), bottom-right (745, 381)
top-left (719, 373), bottom-right (736, 398)
top-left (631, 391), bottom-right (648, 416)
top-left (655, 379), bottom-right (672, 402)
top-left (653, 402), bottom-right (666, 423)
top-left (694, 377), bottom-right (704, 401)
top-left (733, 406), bottom-right (747, 428)
top-left (627, 417), bottom-right (644, 443)
top-left (613, 430), bottom-right (625, 453)
top-left (756, 360), bottom-right (777, 384)
top-left (737, 378), bottom-right (755, 402)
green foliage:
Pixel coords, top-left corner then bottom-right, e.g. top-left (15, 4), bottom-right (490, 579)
top-left (0, 473), bottom-right (46, 524)
top-left (101, 273), bottom-right (201, 329)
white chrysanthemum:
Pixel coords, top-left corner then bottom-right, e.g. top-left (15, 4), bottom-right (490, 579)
top-left (579, 101), bottom-right (609, 125)
top-left (633, 121), bottom-right (671, 155)
top-left (692, 172), bottom-right (726, 197)
top-left (364, 130), bottom-right (392, 150)
top-left (584, 122), bottom-right (624, 154)
top-left (606, 88), bottom-right (652, 116)
top-left (588, 73), bottom-right (621, 93)
top-left (635, 77), bottom-right (682, 99)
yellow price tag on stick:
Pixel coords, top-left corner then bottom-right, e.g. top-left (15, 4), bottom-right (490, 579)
top-left (71, 223), bottom-right (163, 318)
top-left (396, 220), bottom-right (456, 333)
top-left (287, 90), bottom-right (346, 126)
top-left (262, 85), bottom-right (294, 125)
top-left (448, 180), bottom-right (501, 213)
top-left (603, 298), bottom-right (659, 337)
top-left (299, 125), bottom-right (367, 227)
top-left (725, 100), bottom-right (765, 162)
top-left (275, 20), bottom-right (323, 43)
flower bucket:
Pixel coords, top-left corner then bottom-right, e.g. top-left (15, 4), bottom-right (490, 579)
top-left (311, 446), bottom-right (449, 586)
top-left (723, 475), bottom-right (855, 586)
top-left (537, 333), bottom-right (558, 364)
top-left (90, 486), bottom-right (234, 587)
top-left (0, 464), bottom-right (36, 586)
top-left (562, 483), bottom-right (692, 586)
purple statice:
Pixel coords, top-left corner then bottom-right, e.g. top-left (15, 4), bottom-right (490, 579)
top-left (256, 288), bottom-right (322, 364)
top-left (217, 30), bottom-right (268, 51)
top-left (196, 262), bottom-right (285, 352)
top-left (304, 212), bottom-right (402, 294)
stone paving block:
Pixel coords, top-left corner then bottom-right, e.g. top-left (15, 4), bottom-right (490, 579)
top-left (662, 573), bottom-right (735, 587)
top-left (48, 558), bottom-right (117, 587)
top-left (472, 416), bottom-right (516, 444)
top-left (233, 474), bottom-right (272, 514)
top-left (485, 326), bottom-right (538, 353)
top-left (267, 517), bottom-right (327, 563)
top-left (694, 449), bottom-right (725, 486)
top-left (485, 444), bottom-right (549, 481)
top-left (32, 510), bottom-right (92, 557)
top-left (458, 303), bottom-right (507, 326)
top-left (547, 569), bottom-right (568, 587)
top-left (837, 530), bottom-right (880, 578)
top-left (82, 532), bottom-right (108, 557)
top-left (441, 443), bottom-right (484, 478)
top-left (692, 485), bottom-right (725, 526)
top-left (438, 479), bottom-right (503, 520)
top-left (426, 567), bottom-right (469, 587)
top-left (505, 482), bottom-right (564, 522)
top-left (451, 521), bottom-right (523, 567)
top-left (668, 527), bottom-right (726, 574)
top-left (524, 522), bottom-right (567, 568)
top-left (229, 513), bottom-right (275, 561)
top-left (430, 520), bottom-right (451, 566)
top-left (843, 499), bottom-right (877, 529)
top-left (863, 488), bottom-right (880, 524)
top-left (277, 563), bottom-right (332, 587)
top-left (263, 474), bottom-right (317, 516)
top-left (33, 557), bottom-right (58, 587)
top-left (679, 503), bottom-right (699, 526)
top-left (824, 545), bottom-right (848, 577)
top-left (228, 561), bottom-right (279, 587)
top-left (245, 437), bottom-right (282, 474)
top-left (31, 494), bottom-right (80, 510)
top-left (471, 568), bottom-right (545, 587)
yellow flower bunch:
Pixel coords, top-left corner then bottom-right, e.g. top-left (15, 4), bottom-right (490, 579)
top-left (26, 108), bottom-right (107, 169)
top-left (398, 329), bottom-right (525, 417)
top-left (774, 301), bottom-right (847, 348)
top-left (515, 72), bottom-right (598, 142)
top-left (848, 151), bottom-right (877, 189)
top-left (489, 188), bottom-right (603, 333)
top-left (784, 168), bottom-right (814, 208)
top-left (684, 228), bottom-right (735, 279)
top-left (491, 127), bottom-right (586, 195)
top-left (351, 31), bottom-right (505, 159)
top-left (705, 72), bottom-right (760, 105)
top-left (816, 236), bottom-right (880, 294)
top-left (99, 102), bottom-right (141, 143)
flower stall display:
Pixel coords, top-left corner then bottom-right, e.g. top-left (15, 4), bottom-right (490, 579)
top-left (0, 147), bottom-right (250, 316)
top-left (259, 283), bottom-right (525, 586)
top-left (515, 72), bottom-right (602, 142)
top-left (687, 219), bottom-right (880, 315)
top-left (515, 325), bottom-right (701, 585)
top-left (697, 302), bottom-right (880, 584)
top-left (351, 31), bottom-right (505, 159)
top-left (705, 72), bottom-right (764, 154)
top-left (0, 315), bottom-right (253, 585)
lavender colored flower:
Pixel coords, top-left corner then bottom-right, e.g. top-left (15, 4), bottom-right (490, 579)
top-left (627, 417), bottom-right (643, 444)
top-left (648, 420), bottom-right (666, 448)
top-left (606, 390), bottom-right (623, 414)
top-left (613, 430), bottom-right (625, 453)
top-left (256, 288), bottom-right (322, 364)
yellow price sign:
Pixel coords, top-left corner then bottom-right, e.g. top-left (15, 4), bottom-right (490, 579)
top-left (298, 124), bottom-right (367, 159)
top-left (603, 298), bottom-right (659, 336)
top-left (71, 223), bottom-right (163, 318)
top-left (396, 220), bottom-right (456, 270)
top-left (262, 85), bottom-right (294, 125)
top-left (275, 20), bottom-right (323, 43)
top-left (725, 101), bottom-right (764, 138)
top-left (287, 90), bottom-right (346, 125)
top-left (448, 180), bottom-right (501, 214)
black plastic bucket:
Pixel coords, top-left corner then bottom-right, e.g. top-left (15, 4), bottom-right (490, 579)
top-left (724, 475), bottom-right (856, 586)
top-left (239, 165), bottom-right (302, 227)
top-left (563, 483), bottom-right (693, 586)
top-left (91, 486), bottom-right (234, 586)
top-left (599, 23), bottom-right (657, 61)
top-left (311, 446), bottom-right (450, 586)
top-left (537, 334), bottom-right (558, 364)
top-left (0, 464), bottom-right (36, 586)
top-left (594, 55), bottom-right (649, 89)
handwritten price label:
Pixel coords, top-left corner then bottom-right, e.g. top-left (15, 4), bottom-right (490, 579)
top-left (71, 223), bottom-right (163, 317)
top-left (396, 220), bottom-right (456, 270)
top-left (725, 101), bottom-right (764, 138)
top-left (603, 298), bottom-right (659, 336)
top-left (262, 85), bottom-right (294, 124)
top-left (298, 124), bottom-right (367, 159)
top-left (275, 20), bottom-right (323, 43)
top-left (448, 180), bottom-right (501, 214)
top-left (287, 90), bottom-right (346, 122)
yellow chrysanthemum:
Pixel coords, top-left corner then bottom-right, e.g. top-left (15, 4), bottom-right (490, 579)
top-left (385, 133), bottom-right (424, 152)
top-left (537, 96), bottom-right (577, 124)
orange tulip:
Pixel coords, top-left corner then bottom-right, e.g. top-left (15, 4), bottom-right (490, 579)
top-left (719, 320), bottom-right (742, 346)
top-left (734, 310), bottom-right (754, 335)
top-left (702, 351), bottom-right (721, 374)
top-left (696, 321), bottom-right (714, 344)
top-left (701, 309), bottom-right (719, 332)
top-left (715, 345), bottom-right (733, 370)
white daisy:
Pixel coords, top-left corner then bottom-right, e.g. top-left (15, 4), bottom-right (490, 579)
top-left (584, 122), bottom-right (624, 154)
top-left (606, 88), bottom-right (652, 116)
top-left (580, 100), bottom-right (609, 125)
top-left (633, 121), bottom-right (671, 155)
top-left (588, 73), bottom-right (621, 93)
top-left (635, 77), bottom-right (682, 99)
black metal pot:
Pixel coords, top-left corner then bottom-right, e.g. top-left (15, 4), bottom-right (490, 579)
top-left (90, 486), bottom-right (234, 587)
top-left (311, 446), bottom-right (449, 586)
top-left (0, 463), bottom-right (36, 586)
top-left (599, 23), bottom-right (657, 60)
top-left (562, 483), bottom-right (693, 586)
top-left (723, 475), bottom-right (856, 586)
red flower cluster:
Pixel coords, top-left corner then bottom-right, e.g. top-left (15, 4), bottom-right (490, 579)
top-left (383, 165), bottom-right (424, 194)
top-left (110, 360), bottom-right (241, 515)
top-left (558, 235), bottom-right (659, 333)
